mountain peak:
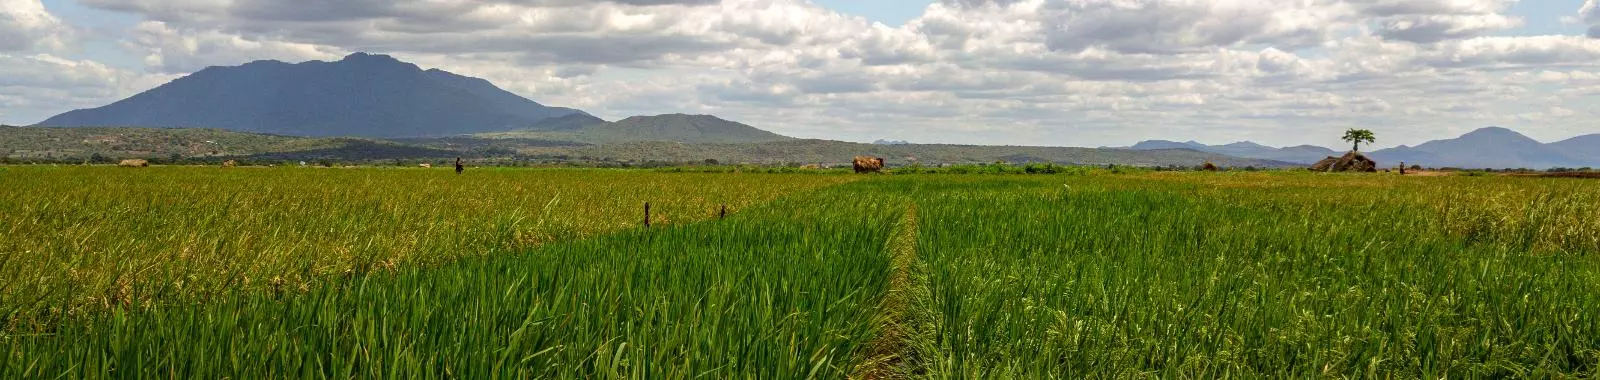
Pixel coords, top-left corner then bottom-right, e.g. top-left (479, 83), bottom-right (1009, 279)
top-left (585, 114), bottom-right (792, 144)
top-left (341, 52), bottom-right (400, 62)
top-left (1220, 141), bottom-right (1271, 149)
top-left (1461, 126), bottom-right (1526, 138)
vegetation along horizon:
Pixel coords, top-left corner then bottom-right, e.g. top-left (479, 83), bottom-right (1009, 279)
top-left (1, 163), bottom-right (1596, 378)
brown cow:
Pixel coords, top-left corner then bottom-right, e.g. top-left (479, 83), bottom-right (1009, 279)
top-left (118, 159), bottom-right (149, 167)
top-left (222, 160), bottom-right (237, 168)
top-left (853, 156), bottom-right (885, 173)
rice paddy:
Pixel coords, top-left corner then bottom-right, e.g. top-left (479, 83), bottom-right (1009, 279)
top-left (1, 166), bottom-right (1596, 378)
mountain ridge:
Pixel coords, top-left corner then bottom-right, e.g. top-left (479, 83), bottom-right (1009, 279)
top-left (477, 113), bottom-right (794, 144)
top-left (37, 53), bottom-right (584, 138)
top-left (1128, 127), bottom-right (1597, 169)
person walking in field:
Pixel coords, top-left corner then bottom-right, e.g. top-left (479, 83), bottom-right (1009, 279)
top-left (455, 157), bottom-right (464, 175)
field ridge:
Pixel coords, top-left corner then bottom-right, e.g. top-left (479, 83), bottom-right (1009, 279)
top-left (852, 204), bottom-right (932, 379)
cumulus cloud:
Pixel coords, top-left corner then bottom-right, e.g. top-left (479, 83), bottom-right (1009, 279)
top-left (0, 0), bottom-right (73, 52)
top-left (0, 54), bottom-right (175, 123)
top-left (2, 0), bottom-right (1597, 146)
top-left (1040, 0), bottom-right (1338, 54)
top-left (127, 21), bottom-right (347, 73)
top-left (1583, 0), bottom-right (1600, 38)
top-left (1375, 14), bottom-right (1522, 43)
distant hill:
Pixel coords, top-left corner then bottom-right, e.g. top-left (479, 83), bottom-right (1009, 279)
top-left (480, 114), bottom-right (794, 144)
top-left (36, 53), bottom-right (585, 137)
top-left (874, 139), bottom-right (912, 145)
top-left (4, 126), bottom-right (1293, 167)
top-left (0, 125), bottom-right (343, 160)
top-left (524, 139), bottom-right (1296, 167)
top-left (1548, 134), bottom-right (1600, 165)
top-left (1129, 140), bottom-right (1207, 151)
top-left (526, 114), bottom-right (608, 132)
top-left (1128, 140), bottom-right (1336, 164)
top-left (584, 114), bottom-right (791, 144)
top-left (1129, 127), bottom-right (1598, 169)
top-left (1368, 127), bottom-right (1585, 169)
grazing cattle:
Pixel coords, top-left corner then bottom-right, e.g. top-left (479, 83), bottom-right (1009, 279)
top-left (1201, 161), bottom-right (1219, 171)
top-left (118, 159), bottom-right (149, 167)
top-left (853, 156), bottom-right (885, 174)
top-left (419, 163), bottom-right (432, 168)
top-left (221, 160), bottom-right (237, 168)
top-left (455, 157), bottom-right (464, 175)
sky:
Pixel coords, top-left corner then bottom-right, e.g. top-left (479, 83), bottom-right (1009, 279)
top-left (2, 0), bottom-right (1598, 150)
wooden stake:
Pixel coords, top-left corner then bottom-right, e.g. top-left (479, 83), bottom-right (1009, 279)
top-left (720, 205), bottom-right (727, 219)
top-left (644, 202), bottom-right (651, 228)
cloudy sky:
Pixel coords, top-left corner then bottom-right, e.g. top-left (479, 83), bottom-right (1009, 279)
top-left (2, 0), bottom-right (1597, 148)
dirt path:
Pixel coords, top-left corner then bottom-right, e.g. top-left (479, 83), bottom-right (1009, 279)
top-left (852, 205), bottom-right (930, 379)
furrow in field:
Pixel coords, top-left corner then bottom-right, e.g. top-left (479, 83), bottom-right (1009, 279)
top-left (852, 204), bottom-right (932, 379)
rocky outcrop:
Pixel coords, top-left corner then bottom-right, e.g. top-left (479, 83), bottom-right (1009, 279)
top-left (1310, 152), bottom-right (1378, 172)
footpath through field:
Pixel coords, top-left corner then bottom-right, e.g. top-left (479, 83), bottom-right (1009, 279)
top-left (851, 204), bottom-right (932, 379)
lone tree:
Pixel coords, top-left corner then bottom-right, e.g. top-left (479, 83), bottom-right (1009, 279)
top-left (1342, 129), bottom-right (1376, 152)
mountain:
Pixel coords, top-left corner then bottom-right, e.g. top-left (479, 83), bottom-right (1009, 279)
top-left (1549, 134), bottom-right (1600, 165)
top-left (36, 53), bottom-right (585, 137)
top-left (480, 114), bottom-right (794, 144)
top-left (1127, 140), bottom-right (1335, 164)
top-left (1368, 127), bottom-right (1582, 169)
top-left (535, 139), bottom-right (1297, 167)
top-left (527, 113), bottom-right (608, 132)
top-left (581, 114), bottom-right (793, 144)
top-left (1129, 140), bottom-right (1207, 151)
top-left (1128, 127), bottom-right (1598, 169)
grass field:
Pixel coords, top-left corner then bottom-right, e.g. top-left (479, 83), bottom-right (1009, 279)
top-left (1, 166), bottom-right (1596, 378)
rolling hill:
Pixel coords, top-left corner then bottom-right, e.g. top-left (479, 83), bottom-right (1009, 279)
top-left (3, 125), bottom-right (1294, 167)
top-left (523, 139), bottom-right (1294, 167)
top-left (479, 114), bottom-right (795, 144)
top-left (1128, 140), bottom-right (1337, 164)
top-left (36, 53), bottom-right (585, 137)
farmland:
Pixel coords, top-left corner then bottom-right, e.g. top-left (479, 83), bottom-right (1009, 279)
top-left (1, 166), bottom-right (1597, 378)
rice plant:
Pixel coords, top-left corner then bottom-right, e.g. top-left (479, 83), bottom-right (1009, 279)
top-left (912, 173), bottom-right (1600, 377)
top-left (4, 167), bottom-right (1596, 378)
top-left (1, 179), bottom-right (901, 378)
top-left (0, 166), bottom-right (855, 330)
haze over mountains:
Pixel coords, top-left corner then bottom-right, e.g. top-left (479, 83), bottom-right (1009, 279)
top-left (1129, 127), bottom-right (1598, 169)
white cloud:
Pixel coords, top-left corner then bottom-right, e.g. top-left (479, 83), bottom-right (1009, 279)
top-left (0, 53), bottom-right (175, 123)
top-left (126, 21), bottom-right (347, 73)
top-left (1, 0), bottom-right (1597, 147)
top-left (0, 0), bottom-right (73, 52)
top-left (1583, 0), bottom-right (1600, 38)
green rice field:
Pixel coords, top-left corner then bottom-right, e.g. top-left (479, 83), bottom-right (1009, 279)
top-left (1, 166), bottom-right (1596, 378)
